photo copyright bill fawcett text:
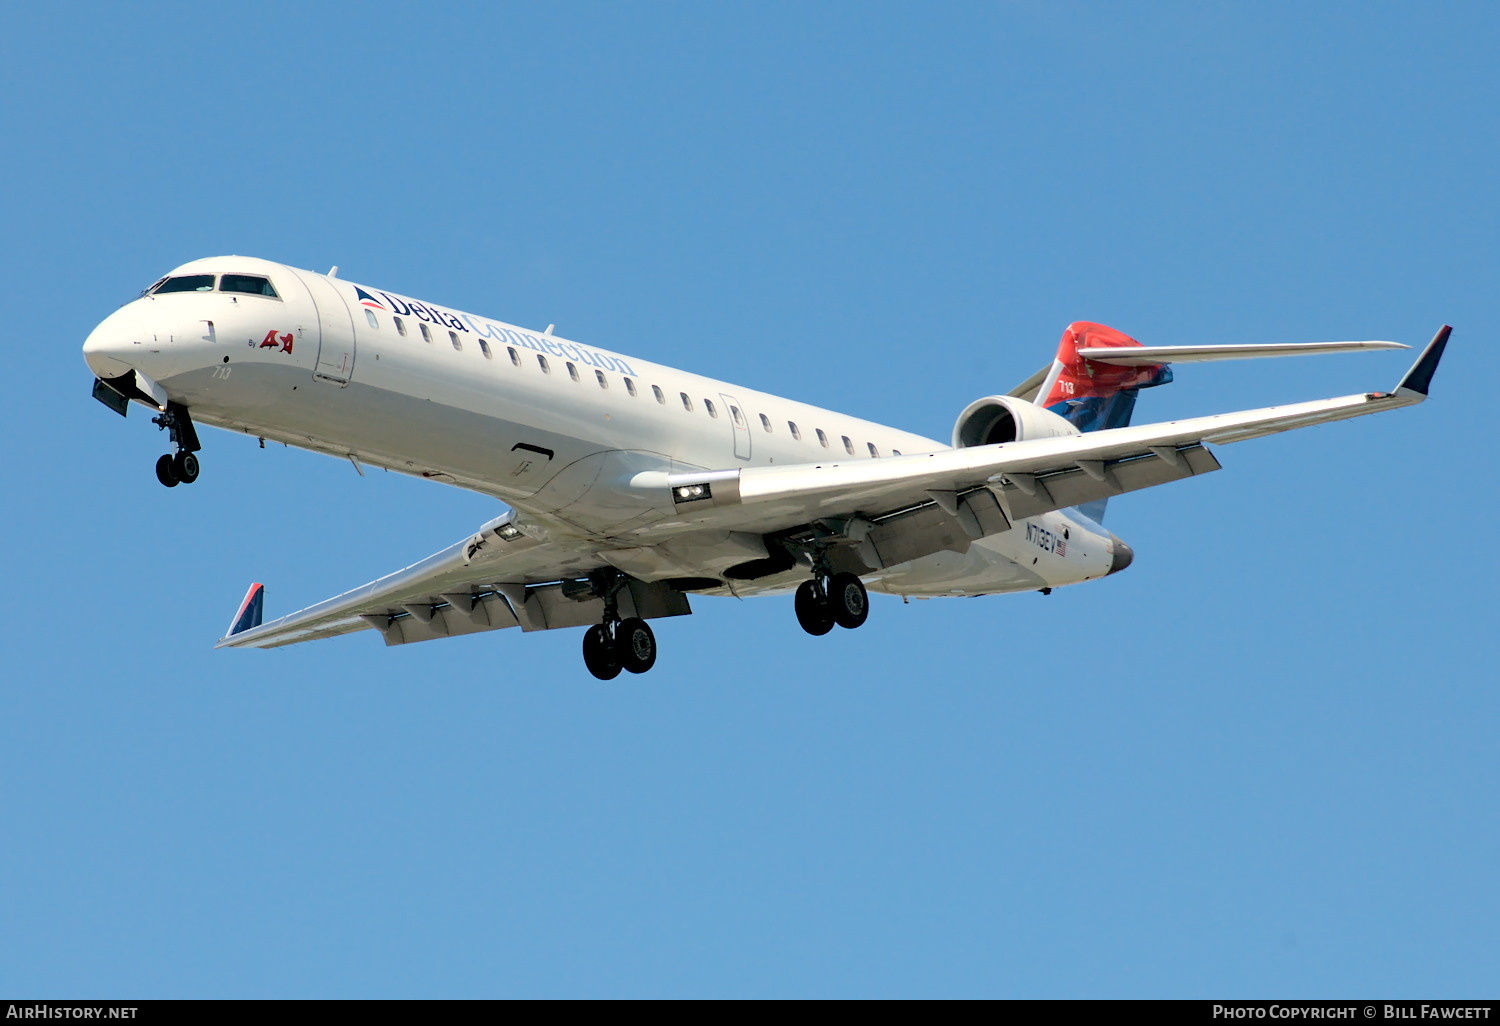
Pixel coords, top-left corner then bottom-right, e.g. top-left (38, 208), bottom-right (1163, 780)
top-left (1214, 1008), bottom-right (1493, 1021)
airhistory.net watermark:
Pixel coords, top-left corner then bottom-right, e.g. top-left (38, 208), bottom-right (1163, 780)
top-left (6, 1007), bottom-right (137, 1019)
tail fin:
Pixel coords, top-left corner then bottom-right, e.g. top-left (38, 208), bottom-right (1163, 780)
top-left (227, 583), bottom-right (265, 637)
top-left (1038, 323), bottom-right (1171, 523)
top-left (1038, 322), bottom-right (1173, 434)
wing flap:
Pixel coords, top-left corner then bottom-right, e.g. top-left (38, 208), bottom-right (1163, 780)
top-left (994, 443), bottom-right (1222, 521)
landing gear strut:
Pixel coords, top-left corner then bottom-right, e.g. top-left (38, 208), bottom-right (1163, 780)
top-left (792, 545), bottom-right (870, 636)
top-left (151, 402), bottom-right (202, 488)
top-left (579, 570), bottom-right (658, 680)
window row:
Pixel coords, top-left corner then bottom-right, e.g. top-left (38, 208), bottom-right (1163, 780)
top-left (371, 310), bottom-right (495, 358)
top-left (363, 310), bottom-right (900, 457)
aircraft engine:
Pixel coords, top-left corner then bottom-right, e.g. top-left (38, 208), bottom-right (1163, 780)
top-left (951, 395), bottom-right (1080, 448)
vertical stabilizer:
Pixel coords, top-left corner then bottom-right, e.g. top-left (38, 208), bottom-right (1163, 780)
top-left (1039, 322), bottom-right (1173, 430)
top-left (1038, 322), bottom-right (1171, 521)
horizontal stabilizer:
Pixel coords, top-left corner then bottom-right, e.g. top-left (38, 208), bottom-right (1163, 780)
top-left (227, 583), bottom-right (265, 636)
top-left (1006, 364), bottom-right (1054, 402)
top-left (1076, 340), bottom-right (1409, 366)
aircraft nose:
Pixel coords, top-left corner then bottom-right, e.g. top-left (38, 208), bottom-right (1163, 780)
top-left (1107, 533), bottom-right (1134, 575)
top-left (82, 308), bottom-right (144, 379)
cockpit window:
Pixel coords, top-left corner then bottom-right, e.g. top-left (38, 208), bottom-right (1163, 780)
top-left (152, 274), bottom-right (216, 294)
top-left (220, 274), bottom-right (279, 298)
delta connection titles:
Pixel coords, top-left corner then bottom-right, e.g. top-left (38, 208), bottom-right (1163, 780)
top-left (1213, 1008), bottom-right (1491, 1020)
top-left (360, 287), bottom-right (638, 377)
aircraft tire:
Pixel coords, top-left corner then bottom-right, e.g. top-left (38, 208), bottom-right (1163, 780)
top-left (582, 624), bottom-right (622, 680)
top-left (618, 618), bottom-right (657, 674)
top-left (173, 451), bottom-right (200, 484)
top-left (794, 580), bottom-right (835, 636)
top-left (828, 572), bottom-right (869, 630)
top-left (155, 454), bottom-right (179, 488)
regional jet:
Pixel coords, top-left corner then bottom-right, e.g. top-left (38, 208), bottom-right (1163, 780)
top-left (82, 257), bottom-right (1449, 678)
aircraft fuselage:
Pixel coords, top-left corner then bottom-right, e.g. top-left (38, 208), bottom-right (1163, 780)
top-left (83, 256), bottom-right (1123, 600)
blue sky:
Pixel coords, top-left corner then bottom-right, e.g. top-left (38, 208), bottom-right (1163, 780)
top-left (2, 1), bottom-right (1495, 998)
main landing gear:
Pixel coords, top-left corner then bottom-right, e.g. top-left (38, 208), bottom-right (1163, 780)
top-left (151, 402), bottom-right (203, 488)
top-left (155, 451), bottom-right (200, 487)
top-left (793, 564), bottom-right (870, 637)
top-left (580, 569), bottom-right (658, 681)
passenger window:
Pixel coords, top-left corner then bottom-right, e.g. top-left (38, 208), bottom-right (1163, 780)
top-left (394, 317), bottom-right (407, 337)
top-left (680, 393), bottom-right (693, 411)
top-left (624, 378), bottom-right (637, 396)
top-left (364, 309), bottom-right (378, 329)
top-left (567, 362), bottom-right (580, 381)
top-left (705, 399), bottom-right (718, 418)
top-left (477, 338), bottom-right (492, 359)
top-left (595, 370), bottom-right (608, 389)
top-left (730, 406), bottom-right (744, 427)
top-left (867, 442), bottom-right (879, 457)
top-left (788, 421), bottom-right (801, 440)
top-left (652, 385), bottom-right (665, 404)
top-left (893, 449), bottom-right (902, 456)
top-left (842, 436), bottom-right (855, 455)
top-left (759, 413), bottom-right (772, 433)
top-left (538, 355), bottom-right (550, 373)
top-left (419, 322), bottom-right (432, 343)
top-left (152, 274), bottom-right (216, 294)
top-left (508, 347), bottom-right (521, 365)
top-left (449, 331), bottom-right (463, 352)
top-left (816, 429), bottom-right (829, 448)
top-left (220, 274), bottom-right (278, 298)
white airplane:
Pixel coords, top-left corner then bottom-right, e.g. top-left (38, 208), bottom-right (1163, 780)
top-left (82, 256), bottom-right (1450, 679)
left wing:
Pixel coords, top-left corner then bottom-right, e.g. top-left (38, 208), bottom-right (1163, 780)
top-left (649, 327), bottom-right (1450, 560)
top-left (215, 513), bottom-right (689, 649)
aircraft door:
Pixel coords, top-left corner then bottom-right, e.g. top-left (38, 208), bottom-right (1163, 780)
top-left (297, 271), bottom-right (357, 386)
top-left (720, 393), bottom-right (752, 460)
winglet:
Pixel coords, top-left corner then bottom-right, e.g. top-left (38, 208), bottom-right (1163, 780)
top-left (227, 583), bottom-right (265, 637)
top-left (1394, 325), bottom-right (1452, 398)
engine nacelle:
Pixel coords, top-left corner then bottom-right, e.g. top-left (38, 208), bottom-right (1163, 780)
top-left (952, 395), bottom-right (1081, 448)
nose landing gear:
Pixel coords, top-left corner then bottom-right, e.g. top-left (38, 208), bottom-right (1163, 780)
top-left (150, 402), bottom-right (202, 487)
top-left (579, 570), bottom-right (660, 680)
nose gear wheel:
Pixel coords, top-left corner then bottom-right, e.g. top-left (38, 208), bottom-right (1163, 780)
top-left (150, 402), bottom-right (203, 487)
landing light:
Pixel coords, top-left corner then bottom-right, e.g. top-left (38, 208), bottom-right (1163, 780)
top-left (673, 483), bottom-right (712, 503)
top-left (496, 523), bottom-right (524, 541)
